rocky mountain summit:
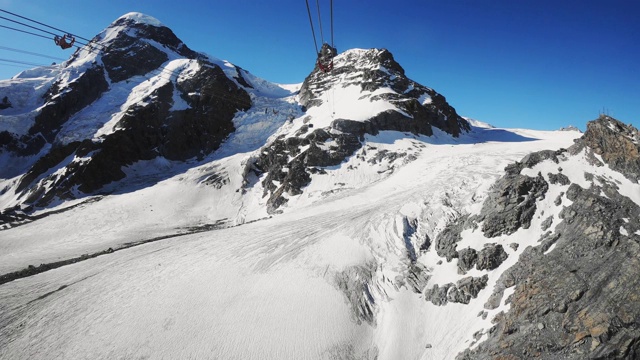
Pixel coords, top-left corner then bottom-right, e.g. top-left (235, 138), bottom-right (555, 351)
top-left (300, 44), bottom-right (469, 137)
top-left (250, 45), bottom-right (470, 212)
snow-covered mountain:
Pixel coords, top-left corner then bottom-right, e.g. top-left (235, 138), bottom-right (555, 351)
top-left (1, 12), bottom-right (639, 360)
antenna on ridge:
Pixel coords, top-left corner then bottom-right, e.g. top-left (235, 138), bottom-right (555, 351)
top-left (599, 106), bottom-right (610, 118)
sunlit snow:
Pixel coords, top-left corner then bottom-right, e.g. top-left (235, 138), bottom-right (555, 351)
top-left (1, 39), bottom-right (633, 360)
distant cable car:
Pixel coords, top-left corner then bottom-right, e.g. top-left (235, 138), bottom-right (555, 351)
top-left (54, 34), bottom-right (75, 49)
top-left (305, 0), bottom-right (336, 73)
top-left (317, 43), bottom-right (336, 73)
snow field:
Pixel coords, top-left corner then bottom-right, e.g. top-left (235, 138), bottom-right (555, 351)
top-left (0, 220), bottom-right (373, 360)
top-left (0, 38), bottom-right (594, 359)
top-left (0, 124), bottom-right (582, 360)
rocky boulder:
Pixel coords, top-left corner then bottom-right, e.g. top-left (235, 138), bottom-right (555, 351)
top-left (0, 96), bottom-right (12, 109)
top-left (457, 247), bottom-right (478, 274)
top-left (425, 275), bottom-right (489, 306)
top-left (475, 244), bottom-right (508, 271)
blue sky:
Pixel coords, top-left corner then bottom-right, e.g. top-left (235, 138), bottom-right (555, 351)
top-left (0, 0), bottom-right (637, 130)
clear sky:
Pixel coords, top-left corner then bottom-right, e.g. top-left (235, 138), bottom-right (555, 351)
top-left (0, 0), bottom-right (638, 131)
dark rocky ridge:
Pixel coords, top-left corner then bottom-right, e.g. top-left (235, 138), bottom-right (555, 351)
top-left (1, 66), bottom-right (110, 157)
top-left (434, 147), bottom-right (577, 266)
top-left (97, 17), bottom-right (198, 83)
top-left (32, 66), bottom-right (110, 146)
top-left (455, 116), bottom-right (640, 359)
top-left (252, 123), bottom-right (362, 213)
top-left (459, 184), bottom-right (640, 359)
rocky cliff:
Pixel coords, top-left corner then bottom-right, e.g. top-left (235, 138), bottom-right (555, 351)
top-left (452, 116), bottom-right (640, 359)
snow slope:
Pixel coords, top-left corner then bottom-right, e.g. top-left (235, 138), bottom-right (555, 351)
top-left (1, 14), bottom-right (611, 360)
top-left (0, 123), bottom-right (583, 359)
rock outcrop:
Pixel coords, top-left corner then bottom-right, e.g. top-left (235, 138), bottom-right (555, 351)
top-left (478, 172), bottom-right (549, 238)
top-left (571, 115), bottom-right (640, 182)
top-left (460, 183), bottom-right (640, 359)
top-left (425, 275), bottom-right (489, 306)
top-left (458, 117), bottom-right (640, 359)
top-left (475, 244), bottom-right (508, 271)
top-left (300, 47), bottom-right (469, 137)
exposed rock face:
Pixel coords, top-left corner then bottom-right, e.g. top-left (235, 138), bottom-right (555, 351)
top-left (435, 215), bottom-right (471, 262)
top-left (572, 115), bottom-right (640, 183)
top-left (507, 149), bottom-right (566, 175)
top-left (3, 66), bottom-right (110, 157)
top-left (97, 17), bottom-right (197, 82)
top-left (300, 48), bottom-right (469, 137)
top-left (479, 172), bottom-right (549, 238)
top-left (425, 275), bottom-right (489, 306)
top-left (457, 247), bottom-right (478, 274)
top-left (475, 244), bottom-right (508, 271)
top-left (435, 155), bottom-right (553, 263)
top-left (0, 96), bottom-right (12, 109)
top-left (334, 263), bottom-right (378, 325)
top-left (460, 183), bottom-right (640, 359)
top-left (34, 67), bottom-right (110, 143)
top-left (559, 125), bottom-right (582, 132)
top-left (253, 125), bottom-right (362, 212)
top-left (548, 171), bottom-right (571, 185)
top-left (458, 117), bottom-right (640, 359)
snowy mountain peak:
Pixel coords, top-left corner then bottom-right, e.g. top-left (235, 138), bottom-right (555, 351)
top-left (62, 12), bottom-right (196, 78)
top-left (248, 47), bottom-right (471, 212)
top-left (101, 11), bottom-right (185, 50)
top-left (558, 125), bottom-right (581, 132)
top-left (114, 12), bottom-right (164, 27)
top-left (299, 46), bottom-right (469, 137)
top-left (80, 12), bottom-right (197, 77)
top-left (334, 47), bottom-right (405, 75)
top-left (464, 117), bottom-right (495, 129)
top-left (0, 13), bottom-right (250, 209)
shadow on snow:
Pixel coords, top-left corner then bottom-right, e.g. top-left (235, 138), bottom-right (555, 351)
top-left (365, 125), bottom-right (541, 146)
